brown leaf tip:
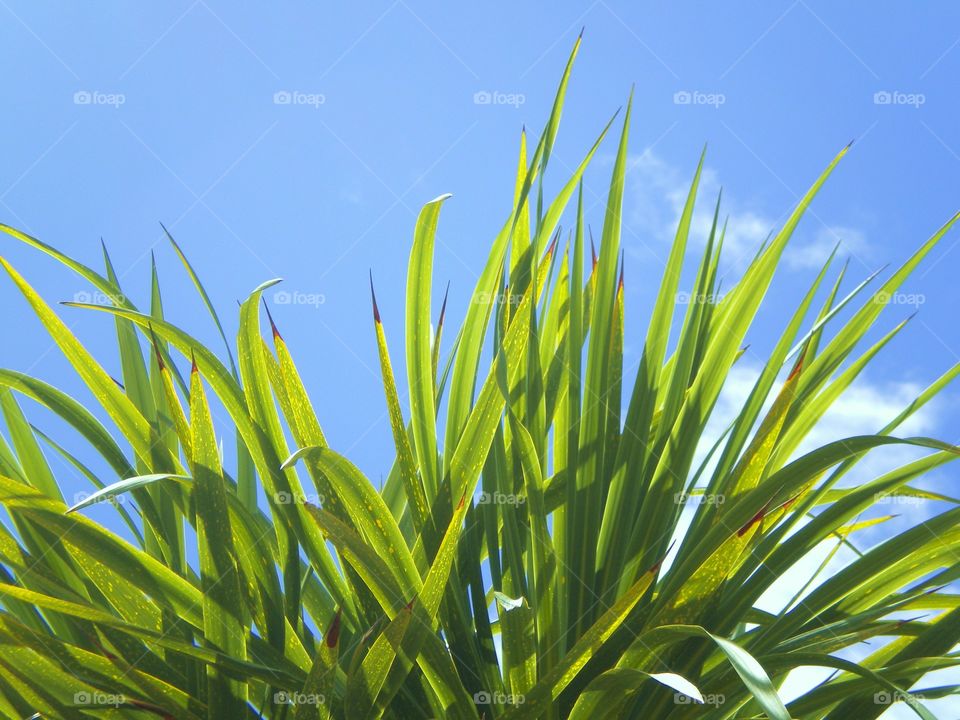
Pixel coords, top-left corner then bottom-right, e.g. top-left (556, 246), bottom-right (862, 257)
top-left (262, 298), bottom-right (282, 341)
top-left (780, 492), bottom-right (801, 512)
top-left (148, 325), bottom-right (165, 371)
top-left (787, 346), bottom-right (806, 381)
top-left (190, 351), bottom-right (198, 375)
top-left (326, 607), bottom-right (342, 647)
top-left (647, 539), bottom-right (675, 575)
top-left (546, 227), bottom-right (561, 259)
top-left (738, 503), bottom-right (770, 537)
top-left (369, 270), bottom-right (381, 324)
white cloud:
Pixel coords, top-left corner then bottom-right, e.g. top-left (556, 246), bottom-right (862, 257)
top-left (784, 225), bottom-right (871, 271)
top-left (699, 363), bottom-right (939, 503)
top-left (624, 150), bottom-right (870, 272)
top-left (620, 151), bottom-right (950, 716)
top-left (626, 150), bottom-right (772, 264)
top-left (663, 363), bottom-right (940, 573)
top-left (671, 363), bottom-right (951, 717)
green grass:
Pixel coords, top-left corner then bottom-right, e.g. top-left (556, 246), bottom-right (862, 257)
top-left (0, 37), bottom-right (959, 718)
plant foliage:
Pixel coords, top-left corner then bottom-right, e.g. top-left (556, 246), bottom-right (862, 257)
top-left (0, 38), bottom-right (958, 719)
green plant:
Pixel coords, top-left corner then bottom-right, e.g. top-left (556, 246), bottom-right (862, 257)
top-left (0, 37), bottom-right (959, 719)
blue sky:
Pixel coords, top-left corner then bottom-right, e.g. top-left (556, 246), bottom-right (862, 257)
top-left (1, 3), bottom-right (960, 715)
top-left (3, 1), bottom-right (960, 478)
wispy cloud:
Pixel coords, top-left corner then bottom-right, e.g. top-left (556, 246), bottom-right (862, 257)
top-left (616, 147), bottom-right (950, 717)
top-left (694, 364), bottom-right (938, 496)
top-left (784, 224), bottom-right (870, 270)
top-left (623, 149), bottom-right (870, 271)
top-left (674, 362), bottom-right (949, 712)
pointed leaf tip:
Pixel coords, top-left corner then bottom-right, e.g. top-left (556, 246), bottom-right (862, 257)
top-left (738, 501), bottom-right (772, 537)
top-left (547, 227), bottom-right (561, 258)
top-left (326, 608), bottom-right (342, 647)
top-left (262, 298), bottom-right (282, 340)
top-left (369, 270), bottom-right (381, 324)
top-left (159, 221), bottom-right (183, 252)
top-left (787, 347), bottom-right (806, 380)
top-left (438, 280), bottom-right (450, 328)
top-left (781, 493), bottom-right (800, 512)
top-left (147, 324), bottom-right (165, 371)
top-left (648, 540), bottom-right (675, 575)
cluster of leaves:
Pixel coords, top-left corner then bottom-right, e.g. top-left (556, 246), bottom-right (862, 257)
top-left (0, 37), bottom-right (959, 719)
